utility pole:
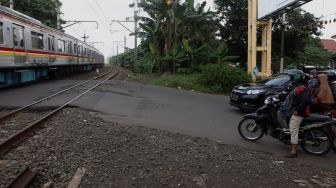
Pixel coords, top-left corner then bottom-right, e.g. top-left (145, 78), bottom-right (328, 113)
top-left (117, 44), bottom-right (119, 65)
top-left (124, 36), bottom-right (127, 53)
top-left (280, 13), bottom-right (286, 73)
top-left (9, 0), bottom-right (13, 9)
top-left (57, 6), bottom-right (61, 30)
top-left (110, 0), bottom-right (139, 71)
top-left (134, 8), bottom-right (138, 69)
top-left (113, 41), bottom-right (124, 64)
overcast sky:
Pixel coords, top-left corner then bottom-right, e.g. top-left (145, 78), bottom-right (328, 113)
top-left (61, 0), bottom-right (336, 59)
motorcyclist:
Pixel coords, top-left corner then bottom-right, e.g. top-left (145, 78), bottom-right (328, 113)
top-left (285, 75), bottom-right (311, 158)
top-left (309, 69), bottom-right (318, 80)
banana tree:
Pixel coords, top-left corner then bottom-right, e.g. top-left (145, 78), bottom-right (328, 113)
top-left (182, 38), bottom-right (210, 70)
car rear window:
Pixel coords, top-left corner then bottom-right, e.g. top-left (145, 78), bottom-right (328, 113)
top-left (260, 75), bottom-right (290, 86)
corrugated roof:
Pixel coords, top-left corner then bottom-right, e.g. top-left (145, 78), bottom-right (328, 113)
top-left (321, 39), bottom-right (336, 52)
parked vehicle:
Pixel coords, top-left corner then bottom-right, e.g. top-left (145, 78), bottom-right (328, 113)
top-left (238, 96), bottom-right (334, 156)
top-left (231, 70), bottom-right (306, 112)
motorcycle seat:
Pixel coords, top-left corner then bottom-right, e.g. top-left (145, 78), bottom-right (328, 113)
top-left (302, 114), bottom-right (331, 124)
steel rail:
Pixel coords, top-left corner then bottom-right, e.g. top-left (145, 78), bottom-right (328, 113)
top-left (6, 168), bottom-right (37, 188)
top-left (0, 68), bottom-right (119, 156)
top-left (0, 67), bottom-right (113, 122)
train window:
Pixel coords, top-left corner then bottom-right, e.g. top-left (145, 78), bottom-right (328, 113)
top-left (37, 34), bottom-right (43, 49)
top-left (48, 35), bottom-right (55, 52)
top-left (31, 31), bottom-right (44, 50)
top-left (13, 27), bottom-right (17, 46)
top-left (58, 39), bottom-right (65, 52)
top-left (68, 41), bottom-right (72, 54)
top-left (0, 23), bottom-right (4, 44)
top-left (13, 25), bottom-right (25, 48)
top-left (74, 44), bottom-right (77, 54)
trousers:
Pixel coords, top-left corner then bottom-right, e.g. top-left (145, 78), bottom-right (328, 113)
top-left (289, 115), bottom-right (303, 144)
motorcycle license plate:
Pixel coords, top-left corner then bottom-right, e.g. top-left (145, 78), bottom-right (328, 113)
top-left (231, 94), bottom-right (238, 100)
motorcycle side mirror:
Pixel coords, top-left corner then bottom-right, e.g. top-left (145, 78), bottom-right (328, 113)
top-left (286, 86), bottom-right (291, 92)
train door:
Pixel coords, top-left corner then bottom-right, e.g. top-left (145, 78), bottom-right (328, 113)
top-left (12, 24), bottom-right (26, 64)
top-left (74, 41), bottom-right (79, 64)
top-left (48, 35), bottom-right (56, 63)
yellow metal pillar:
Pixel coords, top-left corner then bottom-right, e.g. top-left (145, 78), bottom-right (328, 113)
top-left (266, 19), bottom-right (272, 76)
top-left (248, 0), bottom-right (272, 79)
top-left (247, 0), bottom-right (257, 77)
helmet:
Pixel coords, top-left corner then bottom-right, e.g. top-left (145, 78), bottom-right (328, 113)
top-left (310, 69), bottom-right (318, 77)
top-left (327, 71), bottom-right (336, 82)
top-left (308, 79), bottom-right (319, 89)
top-left (291, 73), bottom-right (303, 84)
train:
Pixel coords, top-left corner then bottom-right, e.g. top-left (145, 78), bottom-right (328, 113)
top-left (0, 5), bottom-right (104, 86)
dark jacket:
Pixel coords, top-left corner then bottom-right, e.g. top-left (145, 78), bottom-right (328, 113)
top-left (292, 85), bottom-right (310, 117)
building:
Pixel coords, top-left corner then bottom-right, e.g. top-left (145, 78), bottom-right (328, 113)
top-left (321, 39), bottom-right (336, 53)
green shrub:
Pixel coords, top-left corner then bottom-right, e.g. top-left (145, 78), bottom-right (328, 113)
top-left (137, 54), bottom-right (155, 74)
top-left (176, 68), bottom-right (192, 75)
top-left (149, 74), bottom-right (212, 93)
top-left (199, 63), bottom-right (252, 93)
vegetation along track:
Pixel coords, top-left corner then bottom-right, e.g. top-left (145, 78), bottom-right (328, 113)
top-left (0, 67), bottom-right (119, 187)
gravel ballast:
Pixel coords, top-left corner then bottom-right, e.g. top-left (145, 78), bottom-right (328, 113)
top-left (0, 108), bottom-right (335, 188)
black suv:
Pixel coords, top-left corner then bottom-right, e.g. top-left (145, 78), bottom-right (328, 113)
top-left (230, 74), bottom-right (293, 111)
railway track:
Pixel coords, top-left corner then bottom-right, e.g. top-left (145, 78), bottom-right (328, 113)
top-left (0, 67), bottom-right (119, 188)
top-left (0, 67), bottom-right (114, 122)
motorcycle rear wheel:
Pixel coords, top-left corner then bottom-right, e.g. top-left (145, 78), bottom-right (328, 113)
top-left (300, 129), bottom-right (332, 156)
top-left (330, 126), bottom-right (336, 152)
top-left (331, 131), bottom-right (336, 152)
top-left (238, 118), bottom-right (264, 141)
top-left (332, 137), bottom-right (336, 152)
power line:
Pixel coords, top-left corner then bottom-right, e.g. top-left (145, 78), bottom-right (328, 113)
top-left (84, 0), bottom-right (110, 30)
top-left (93, 0), bottom-right (110, 25)
top-left (70, 27), bottom-right (82, 38)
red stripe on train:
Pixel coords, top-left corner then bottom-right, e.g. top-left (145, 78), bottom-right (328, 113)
top-left (0, 46), bottom-right (95, 59)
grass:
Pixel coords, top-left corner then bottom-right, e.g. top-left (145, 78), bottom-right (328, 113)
top-left (129, 73), bottom-right (216, 94)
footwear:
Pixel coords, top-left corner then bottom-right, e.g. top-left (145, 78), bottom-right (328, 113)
top-left (284, 153), bottom-right (298, 158)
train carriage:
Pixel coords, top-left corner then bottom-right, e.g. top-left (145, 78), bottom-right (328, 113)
top-left (0, 5), bottom-right (104, 86)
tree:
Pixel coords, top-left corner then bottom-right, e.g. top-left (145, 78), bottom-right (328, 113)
top-left (0, 0), bottom-right (62, 28)
top-left (137, 0), bottom-right (219, 73)
top-left (215, 0), bottom-right (323, 69)
top-left (215, 0), bottom-right (248, 65)
top-left (295, 37), bottom-right (332, 66)
top-left (272, 9), bottom-right (322, 68)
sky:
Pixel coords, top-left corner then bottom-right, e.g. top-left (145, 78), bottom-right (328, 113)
top-left (61, 0), bottom-right (336, 60)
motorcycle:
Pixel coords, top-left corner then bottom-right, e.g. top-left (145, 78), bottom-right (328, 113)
top-left (238, 96), bottom-right (334, 156)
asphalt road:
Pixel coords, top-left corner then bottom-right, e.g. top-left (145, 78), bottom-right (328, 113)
top-left (0, 79), bottom-right (335, 169)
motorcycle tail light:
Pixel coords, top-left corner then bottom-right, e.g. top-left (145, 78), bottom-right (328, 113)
top-left (332, 110), bottom-right (336, 118)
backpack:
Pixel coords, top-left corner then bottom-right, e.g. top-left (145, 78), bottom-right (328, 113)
top-left (279, 91), bottom-right (295, 118)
